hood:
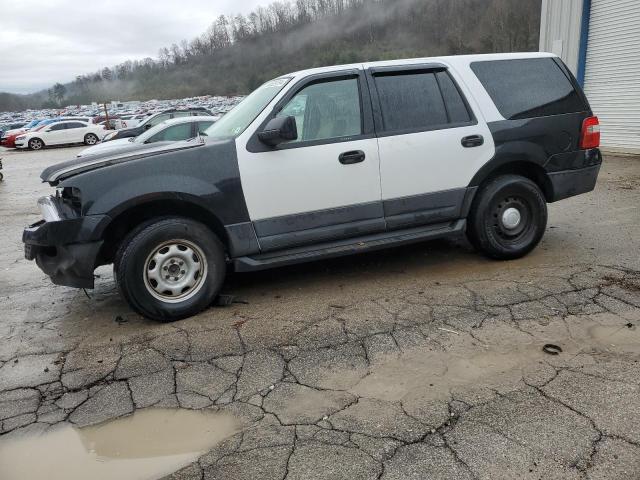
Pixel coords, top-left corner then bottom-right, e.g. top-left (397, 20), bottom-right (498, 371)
top-left (5, 128), bottom-right (26, 137)
top-left (77, 137), bottom-right (140, 157)
top-left (41, 137), bottom-right (207, 184)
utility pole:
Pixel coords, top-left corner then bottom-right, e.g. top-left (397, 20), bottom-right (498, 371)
top-left (103, 102), bottom-right (110, 129)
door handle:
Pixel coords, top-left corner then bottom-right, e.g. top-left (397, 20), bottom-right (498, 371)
top-left (461, 135), bottom-right (484, 148)
top-left (339, 150), bottom-right (365, 165)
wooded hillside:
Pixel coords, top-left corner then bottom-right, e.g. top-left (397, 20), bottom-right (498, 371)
top-left (1, 0), bottom-right (541, 111)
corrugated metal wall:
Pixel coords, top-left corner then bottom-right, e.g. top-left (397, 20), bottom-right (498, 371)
top-left (583, 0), bottom-right (640, 154)
top-left (539, 0), bottom-right (583, 74)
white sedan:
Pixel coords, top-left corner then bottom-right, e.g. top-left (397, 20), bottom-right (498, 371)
top-left (77, 116), bottom-right (218, 157)
top-left (15, 121), bottom-right (106, 150)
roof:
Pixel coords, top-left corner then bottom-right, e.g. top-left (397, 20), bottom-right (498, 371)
top-left (285, 52), bottom-right (557, 79)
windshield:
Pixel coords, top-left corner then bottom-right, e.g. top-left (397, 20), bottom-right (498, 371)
top-left (204, 77), bottom-right (291, 140)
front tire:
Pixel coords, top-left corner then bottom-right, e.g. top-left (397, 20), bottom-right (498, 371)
top-left (114, 218), bottom-right (226, 321)
top-left (28, 138), bottom-right (44, 150)
top-left (467, 175), bottom-right (547, 260)
top-left (84, 133), bottom-right (99, 145)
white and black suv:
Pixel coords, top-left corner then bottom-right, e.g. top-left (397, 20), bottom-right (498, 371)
top-left (24, 53), bottom-right (602, 321)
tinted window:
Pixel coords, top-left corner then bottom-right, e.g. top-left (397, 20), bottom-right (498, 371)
top-left (436, 71), bottom-right (471, 123)
top-left (197, 121), bottom-right (214, 134)
top-left (375, 72), bottom-right (448, 132)
top-left (49, 123), bottom-right (66, 131)
top-left (65, 122), bottom-right (86, 129)
top-left (471, 58), bottom-right (586, 120)
top-left (148, 123), bottom-right (192, 142)
top-left (172, 111), bottom-right (191, 118)
top-left (148, 114), bottom-right (171, 127)
top-left (277, 77), bottom-right (362, 143)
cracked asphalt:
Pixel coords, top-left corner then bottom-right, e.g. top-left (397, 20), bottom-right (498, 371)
top-left (1, 146), bottom-right (640, 479)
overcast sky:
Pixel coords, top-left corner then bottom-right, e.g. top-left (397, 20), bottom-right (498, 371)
top-left (0, 0), bottom-right (266, 94)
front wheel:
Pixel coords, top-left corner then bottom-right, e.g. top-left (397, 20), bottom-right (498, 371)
top-left (84, 133), bottom-right (99, 145)
top-left (28, 138), bottom-right (44, 150)
top-left (467, 175), bottom-right (547, 260)
top-left (114, 218), bottom-right (226, 321)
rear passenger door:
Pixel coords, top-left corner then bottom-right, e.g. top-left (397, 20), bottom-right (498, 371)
top-left (63, 122), bottom-right (88, 143)
top-left (368, 66), bottom-right (494, 229)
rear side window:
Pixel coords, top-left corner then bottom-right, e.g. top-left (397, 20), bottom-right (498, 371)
top-left (436, 71), bottom-right (471, 123)
top-left (471, 58), bottom-right (586, 120)
top-left (374, 70), bottom-right (472, 133)
top-left (375, 72), bottom-right (447, 132)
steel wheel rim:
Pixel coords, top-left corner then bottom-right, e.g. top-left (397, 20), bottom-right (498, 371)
top-left (491, 196), bottom-right (531, 241)
top-left (31, 139), bottom-right (42, 149)
top-left (143, 239), bottom-right (208, 303)
top-left (86, 135), bottom-right (97, 144)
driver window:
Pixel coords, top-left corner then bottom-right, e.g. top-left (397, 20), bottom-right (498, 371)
top-left (147, 123), bottom-right (192, 143)
top-left (149, 114), bottom-right (171, 128)
top-left (277, 77), bottom-right (362, 143)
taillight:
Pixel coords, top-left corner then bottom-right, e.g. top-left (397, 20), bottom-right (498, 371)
top-left (580, 116), bottom-right (600, 149)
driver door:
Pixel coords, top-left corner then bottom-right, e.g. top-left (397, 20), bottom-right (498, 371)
top-left (237, 71), bottom-right (383, 252)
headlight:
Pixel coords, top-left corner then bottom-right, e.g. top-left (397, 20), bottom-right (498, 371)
top-left (16, 135), bottom-right (26, 140)
top-left (37, 196), bottom-right (61, 222)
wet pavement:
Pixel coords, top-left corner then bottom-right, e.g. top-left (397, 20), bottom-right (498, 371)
top-left (1, 145), bottom-right (640, 479)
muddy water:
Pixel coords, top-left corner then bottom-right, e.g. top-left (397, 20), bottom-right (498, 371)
top-left (0, 408), bottom-right (238, 480)
top-left (351, 315), bottom-right (640, 403)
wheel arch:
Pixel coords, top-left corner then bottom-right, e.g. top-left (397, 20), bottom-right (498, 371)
top-left (98, 197), bottom-right (230, 265)
top-left (469, 159), bottom-right (553, 202)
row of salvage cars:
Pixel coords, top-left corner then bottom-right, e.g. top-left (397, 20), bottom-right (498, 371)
top-left (0, 107), bottom-right (219, 155)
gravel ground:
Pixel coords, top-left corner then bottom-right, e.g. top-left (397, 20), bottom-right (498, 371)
top-left (1, 145), bottom-right (639, 479)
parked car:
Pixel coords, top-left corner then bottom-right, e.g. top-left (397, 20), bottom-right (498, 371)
top-left (1, 120), bottom-right (40, 147)
top-left (23, 53), bottom-right (601, 321)
top-left (101, 107), bottom-right (213, 142)
top-left (77, 116), bottom-right (217, 157)
top-left (15, 121), bottom-right (105, 150)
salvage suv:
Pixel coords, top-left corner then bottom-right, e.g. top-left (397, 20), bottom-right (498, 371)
top-left (23, 53), bottom-right (602, 321)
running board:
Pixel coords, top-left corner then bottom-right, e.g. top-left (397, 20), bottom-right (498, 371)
top-left (233, 219), bottom-right (466, 272)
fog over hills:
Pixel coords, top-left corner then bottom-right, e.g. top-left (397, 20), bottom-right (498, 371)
top-left (0, 0), bottom-right (540, 112)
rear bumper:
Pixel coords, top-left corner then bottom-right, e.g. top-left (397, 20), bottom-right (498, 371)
top-left (23, 214), bottom-right (109, 289)
top-left (548, 163), bottom-right (601, 202)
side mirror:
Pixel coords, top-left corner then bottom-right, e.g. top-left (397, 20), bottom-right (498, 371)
top-left (258, 116), bottom-right (297, 146)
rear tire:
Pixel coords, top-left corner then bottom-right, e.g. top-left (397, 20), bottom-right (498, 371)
top-left (84, 133), bottom-right (99, 145)
top-left (28, 138), bottom-right (44, 150)
top-left (467, 175), bottom-right (547, 260)
top-left (114, 217), bottom-right (226, 322)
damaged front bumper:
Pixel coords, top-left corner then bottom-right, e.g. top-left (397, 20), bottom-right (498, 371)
top-left (22, 197), bottom-right (108, 289)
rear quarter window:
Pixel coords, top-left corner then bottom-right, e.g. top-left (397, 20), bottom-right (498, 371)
top-left (471, 58), bottom-right (587, 120)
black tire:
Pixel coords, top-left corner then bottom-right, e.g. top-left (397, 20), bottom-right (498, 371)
top-left (467, 174), bottom-right (547, 260)
top-left (84, 133), bottom-right (99, 145)
top-left (28, 138), bottom-right (44, 150)
top-left (114, 217), bottom-right (226, 322)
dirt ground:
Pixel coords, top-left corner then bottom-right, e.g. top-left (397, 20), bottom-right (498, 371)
top-left (1, 145), bottom-right (639, 480)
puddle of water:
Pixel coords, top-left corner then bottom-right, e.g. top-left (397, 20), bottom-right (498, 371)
top-left (0, 408), bottom-right (238, 480)
top-left (352, 345), bottom-right (541, 403)
top-left (352, 318), bottom-right (640, 403)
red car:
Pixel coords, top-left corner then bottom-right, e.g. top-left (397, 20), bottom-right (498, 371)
top-left (0, 131), bottom-right (23, 148)
top-left (1, 124), bottom-right (48, 148)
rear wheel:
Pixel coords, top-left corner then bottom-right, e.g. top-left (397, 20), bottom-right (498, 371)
top-left (467, 175), bottom-right (547, 260)
top-left (28, 138), bottom-right (44, 150)
top-left (84, 133), bottom-right (99, 145)
top-left (114, 218), bottom-right (226, 321)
